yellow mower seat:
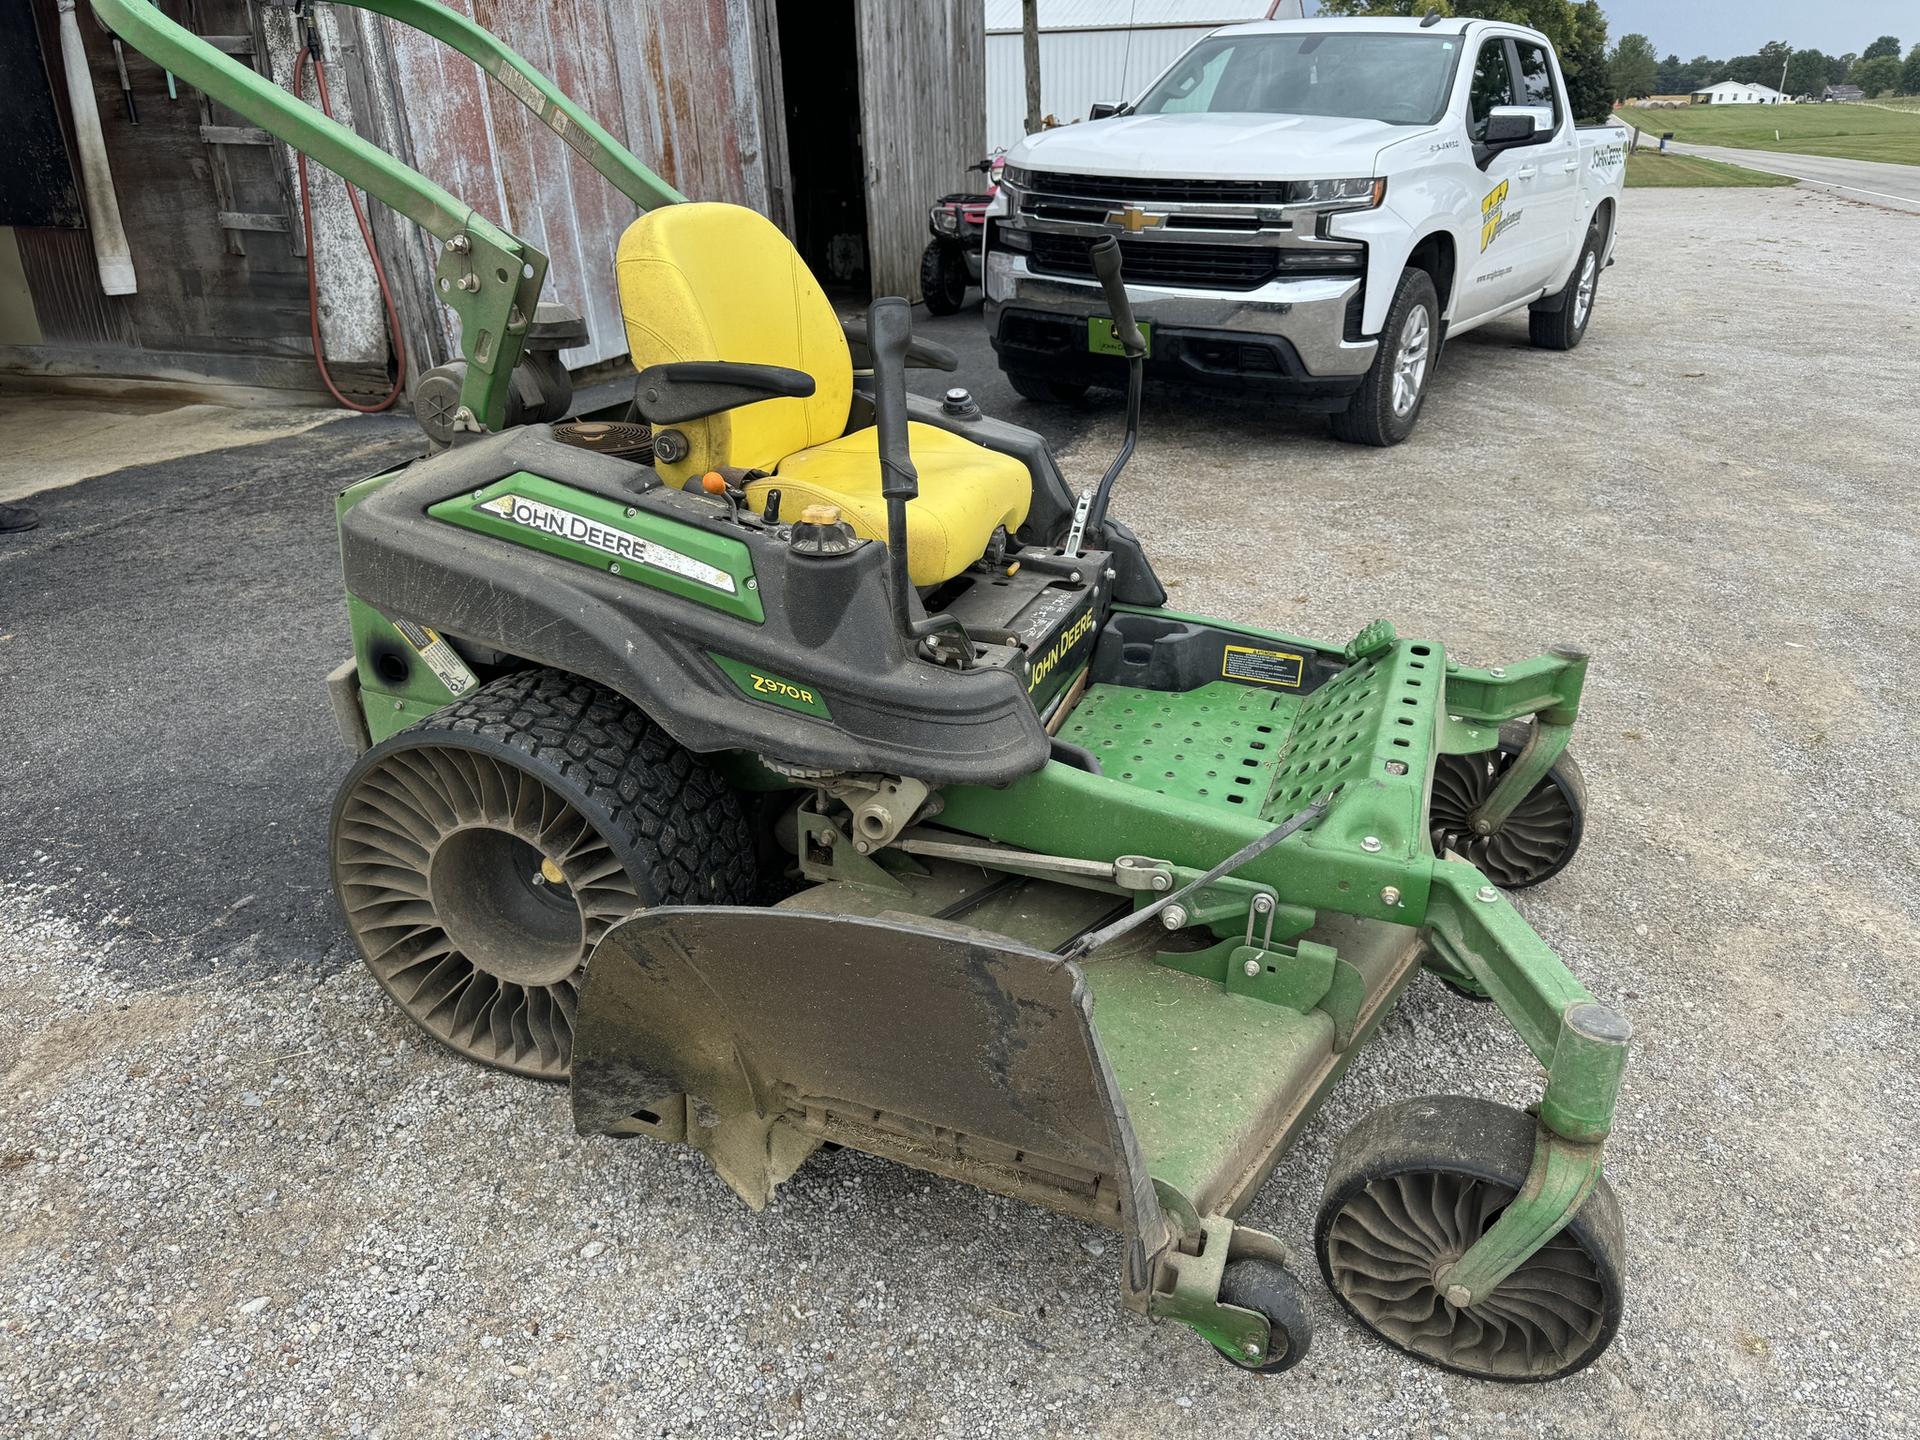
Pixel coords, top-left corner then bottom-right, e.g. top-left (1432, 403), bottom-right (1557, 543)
top-left (616, 202), bottom-right (1030, 586)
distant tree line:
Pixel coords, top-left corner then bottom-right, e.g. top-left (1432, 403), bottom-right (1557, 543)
top-left (1608, 32), bottom-right (1920, 101)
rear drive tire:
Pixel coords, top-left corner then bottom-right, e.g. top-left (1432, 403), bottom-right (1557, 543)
top-left (1006, 369), bottom-right (1090, 405)
top-left (920, 240), bottom-right (969, 315)
top-left (1530, 225), bottom-right (1602, 351)
top-left (1329, 267), bottom-right (1439, 447)
top-left (330, 668), bottom-right (758, 1080)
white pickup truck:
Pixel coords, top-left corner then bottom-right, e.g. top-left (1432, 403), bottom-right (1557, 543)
top-left (984, 16), bottom-right (1629, 444)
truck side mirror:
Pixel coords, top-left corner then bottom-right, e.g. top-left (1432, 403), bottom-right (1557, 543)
top-left (1482, 106), bottom-right (1543, 146)
top-left (1089, 101), bottom-right (1123, 121)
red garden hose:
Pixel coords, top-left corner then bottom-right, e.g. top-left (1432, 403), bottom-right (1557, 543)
top-left (294, 46), bottom-right (407, 413)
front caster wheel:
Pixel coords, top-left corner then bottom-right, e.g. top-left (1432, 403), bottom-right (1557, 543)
top-left (1211, 1259), bottom-right (1312, 1374)
top-left (330, 668), bottom-right (758, 1079)
top-left (1316, 1096), bottom-right (1625, 1383)
top-left (1428, 722), bottom-right (1586, 888)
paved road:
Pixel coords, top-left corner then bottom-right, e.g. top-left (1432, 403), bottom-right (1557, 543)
top-left (1671, 139), bottom-right (1920, 211)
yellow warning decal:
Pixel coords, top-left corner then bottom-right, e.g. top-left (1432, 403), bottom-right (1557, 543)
top-left (1222, 644), bottom-right (1305, 689)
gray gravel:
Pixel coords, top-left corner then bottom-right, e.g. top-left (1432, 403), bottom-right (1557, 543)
top-left (3, 184), bottom-right (1918, 1438)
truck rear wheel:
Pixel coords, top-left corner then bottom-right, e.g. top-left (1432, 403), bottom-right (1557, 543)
top-left (1530, 225), bottom-right (1601, 351)
top-left (1329, 267), bottom-right (1439, 447)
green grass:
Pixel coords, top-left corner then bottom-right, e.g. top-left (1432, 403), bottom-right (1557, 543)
top-left (1620, 103), bottom-right (1920, 165)
top-left (1624, 150), bottom-right (1796, 188)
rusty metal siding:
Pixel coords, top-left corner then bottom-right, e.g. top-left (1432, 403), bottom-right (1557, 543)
top-left (381, 0), bottom-right (770, 368)
top-left (854, 0), bottom-right (987, 301)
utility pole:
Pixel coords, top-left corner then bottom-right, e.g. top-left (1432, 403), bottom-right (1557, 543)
top-left (1022, 0), bottom-right (1043, 135)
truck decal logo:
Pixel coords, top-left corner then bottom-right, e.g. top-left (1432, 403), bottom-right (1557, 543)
top-left (479, 493), bottom-right (737, 594)
top-left (1107, 206), bottom-right (1164, 233)
top-left (1591, 142), bottom-right (1625, 174)
top-left (1479, 179), bottom-right (1523, 253)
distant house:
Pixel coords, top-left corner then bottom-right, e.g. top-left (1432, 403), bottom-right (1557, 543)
top-left (1822, 84), bottom-right (1865, 103)
top-left (1691, 80), bottom-right (1786, 105)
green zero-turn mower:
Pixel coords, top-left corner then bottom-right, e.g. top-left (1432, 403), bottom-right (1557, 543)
top-left (107, 0), bottom-right (1632, 1382)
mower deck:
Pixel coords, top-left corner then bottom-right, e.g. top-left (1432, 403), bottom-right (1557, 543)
top-left (771, 860), bottom-right (1422, 1228)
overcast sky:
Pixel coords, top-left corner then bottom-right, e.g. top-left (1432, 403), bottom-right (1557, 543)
top-left (1582, 2), bottom-right (1905, 58)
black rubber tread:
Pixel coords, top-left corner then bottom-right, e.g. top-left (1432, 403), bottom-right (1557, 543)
top-left (1005, 369), bottom-right (1091, 405)
top-left (332, 668), bottom-right (758, 1078)
top-left (920, 240), bottom-right (968, 316)
top-left (1216, 1259), bottom-right (1312, 1374)
top-left (1529, 225), bottom-right (1601, 351)
top-left (1315, 1095), bottom-right (1625, 1383)
top-left (1429, 720), bottom-right (1586, 889)
top-left (1329, 267), bottom-right (1439, 447)
top-left (416, 668), bottom-right (758, 910)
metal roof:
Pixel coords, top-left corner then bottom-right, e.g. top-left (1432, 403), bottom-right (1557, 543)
top-left (984, 1), bottom-right (1283, 34)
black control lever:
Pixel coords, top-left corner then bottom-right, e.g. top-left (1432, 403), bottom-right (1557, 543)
top-left (869, 296), bottom-right (972, 665)
top-left (1070, 237), bottom-right (1146, 555)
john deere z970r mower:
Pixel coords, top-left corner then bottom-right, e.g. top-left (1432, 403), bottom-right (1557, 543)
top-left (105, 0), bottom-right (1632, 1381)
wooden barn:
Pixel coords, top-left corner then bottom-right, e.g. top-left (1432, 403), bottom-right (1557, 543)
top-left (0, 0), bottom-right (987, 405)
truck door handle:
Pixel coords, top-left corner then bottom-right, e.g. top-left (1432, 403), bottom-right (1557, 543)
top-left (1561, 160), bottom-right (1580, 173)
top-left (1515, 166), bottom-right (1538, 180)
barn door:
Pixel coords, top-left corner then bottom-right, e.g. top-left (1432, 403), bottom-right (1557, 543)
top-left (853, 0), bottom-right (985, 301)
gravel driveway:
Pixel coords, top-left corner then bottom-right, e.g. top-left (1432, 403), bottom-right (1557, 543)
top-left (3, 184), bottom-right (1916, 1439)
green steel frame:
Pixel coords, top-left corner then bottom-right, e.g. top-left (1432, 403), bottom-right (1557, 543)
top-left (90, 0), bottom-right (684, 430)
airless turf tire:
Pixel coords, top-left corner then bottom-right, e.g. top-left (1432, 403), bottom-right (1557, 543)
top-left (1428, 722), bottom-right (1587, 889)
top-left (1316, 1095), bottom-right (1625, 1382)
top-left (330, 668), bottom-right (756, 1080)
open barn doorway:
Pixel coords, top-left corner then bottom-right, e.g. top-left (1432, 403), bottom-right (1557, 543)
top-left (774, 0), bottom-right (868, 294)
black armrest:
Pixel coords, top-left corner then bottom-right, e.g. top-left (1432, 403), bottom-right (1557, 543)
top-left (632, 361), bottom-right (816, 425)
top-left (841, 318), bottom-right (959, 373)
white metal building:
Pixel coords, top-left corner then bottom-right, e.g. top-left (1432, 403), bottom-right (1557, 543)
top-left (1690, 80), bottom-right (1787, 105)
top-left (984, 1), bottom-right (1305, 153)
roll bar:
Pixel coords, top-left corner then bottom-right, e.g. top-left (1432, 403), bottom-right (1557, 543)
top-left (89, 0), bottom-right (687, 431)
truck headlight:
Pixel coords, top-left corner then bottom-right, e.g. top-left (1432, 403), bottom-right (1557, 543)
top-left (1287, 177), bottom-right (1388, 210)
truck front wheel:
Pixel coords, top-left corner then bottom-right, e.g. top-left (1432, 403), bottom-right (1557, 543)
top-left (1329, 267), bottom-right (1439, 447)
top-left (1530, 225), bottom-right (1602, 351)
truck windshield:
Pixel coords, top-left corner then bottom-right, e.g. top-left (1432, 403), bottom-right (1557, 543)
top-left (1134, 32), bottom-right (1462, 126)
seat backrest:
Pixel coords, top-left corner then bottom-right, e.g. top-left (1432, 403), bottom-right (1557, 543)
top-left (616, 203), bottom-right (853, 486)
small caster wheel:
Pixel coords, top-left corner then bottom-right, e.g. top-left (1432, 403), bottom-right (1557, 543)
top-left (1315, 1096), bottom-right (1625, 1382)
top-left (1210, 1259), bottom-right (1312, 1374)
top-left (1428, 722), bottom-right (1587, 888)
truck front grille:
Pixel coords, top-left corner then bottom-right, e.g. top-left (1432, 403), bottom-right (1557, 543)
top-left (1022, 172), bottom-right (1289, 206)
top-left (1026, 233), bottom-right (1279, 291)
